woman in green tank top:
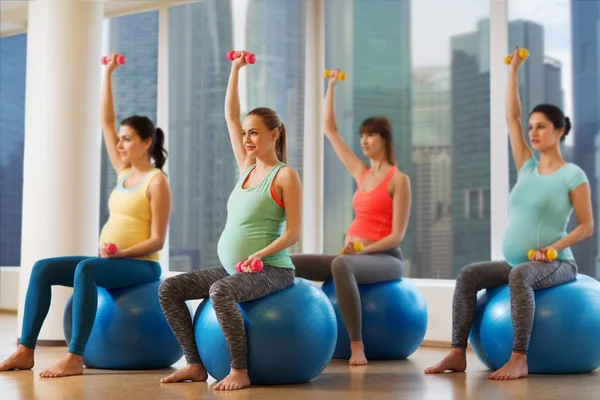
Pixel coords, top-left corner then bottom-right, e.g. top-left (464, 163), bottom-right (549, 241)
top-left (157, 50), bottom-right (303, 391)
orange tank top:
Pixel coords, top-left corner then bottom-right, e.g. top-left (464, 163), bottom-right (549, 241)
top-left (346, 166), bottom-right (395, 241)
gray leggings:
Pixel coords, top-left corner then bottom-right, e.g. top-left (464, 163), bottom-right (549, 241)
top-left (158, 265), bottom-right (294, 370)
top-left (290, 248), bottom-right (405, 341)
top-left (452, 260), bottom-right (577, 353)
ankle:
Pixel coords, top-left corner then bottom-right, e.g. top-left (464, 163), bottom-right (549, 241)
top-left (66, 353), bottom-right (83, 361)
top-left (510, 352), bottom-right (527, 362)
top-left (17, 345), bottom-right (34, 355)
top-left (350, 341), bottom-right (364, 347)
top-left (231, 368), bottom-right (248, 374)
top-left (450, 347), bottom-right (467, 357)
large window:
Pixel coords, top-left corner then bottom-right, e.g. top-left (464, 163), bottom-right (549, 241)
top-left (0, 33), bottom-right (27, 267)
top-left (323, 0), bottom-right (491, 279)
top-left (99, 11), bottom-right (159, 227)
top-left (507, 0), bottom-right (600, 279)
top-left (168, 0), bottom-right (306, 272)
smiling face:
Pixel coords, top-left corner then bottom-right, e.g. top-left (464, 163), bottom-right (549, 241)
top-left (116, 125), bottom-right (152, 164)
top-left (528, 112), bottom-right (563, 151)
top-left (241, 114), bottom-right (278, 158)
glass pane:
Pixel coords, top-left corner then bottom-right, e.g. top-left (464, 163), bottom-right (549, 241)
top-left (324, 0), bottom-right (491, 279)
top-left (99, 12), bottom-right (159, 228)
top-left (509, 0), bottom-right (600, 279)
top-left (0, 34), bottom-right (27, 267)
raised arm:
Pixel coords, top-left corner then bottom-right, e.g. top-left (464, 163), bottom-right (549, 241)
top-left (101, 54), bottom-right (129, 175)
top-left (225, 51), bottom-right (253, 174)
top-left (323, 73), bottom-right (367, 182)
top-left (506, 48), bottom-right (533, 172)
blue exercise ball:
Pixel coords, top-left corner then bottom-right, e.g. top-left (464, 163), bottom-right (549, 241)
top-left (63, 280), bottom-right (184, 370)
top-left (321, 279), bottom-right (428, 360)
top-left (194, 278), bottom-right (337, 385)
top-left (469, 274), bottom-right (600, 374)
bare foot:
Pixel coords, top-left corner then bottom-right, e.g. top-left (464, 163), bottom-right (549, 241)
top-left (424, 348), bottom-right (467, 374)
top-left (213, 369), bottom-right (251, 391)
top-left (160, 364), bottom-right (208, 383)
top-left (488, 353), bottom-right (528, 380)
top-left (0, 345), bottom-right (35, 371)
top-left (39, 353), bottom-right (83, 378)
top-left (349, 341), bottom-right (368, 366)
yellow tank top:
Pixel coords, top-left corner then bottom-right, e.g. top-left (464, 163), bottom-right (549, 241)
top-left (98, 168), bottom-right (163, 261)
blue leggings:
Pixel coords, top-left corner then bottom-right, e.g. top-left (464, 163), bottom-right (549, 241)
top-left (19, 256), bottom-right (161, 356)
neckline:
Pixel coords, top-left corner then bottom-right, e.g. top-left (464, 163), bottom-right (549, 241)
top-left (118, 169), bottom-right (155, 193)
top-left (240, 162), bottom-right (282, 191)
top-left (535, 162), bottom-right (568, 177)
top-left (357, 166), bottom-right (396, 193)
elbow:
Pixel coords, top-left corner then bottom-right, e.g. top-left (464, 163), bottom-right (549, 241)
top-left (154, 237), bottom-right (166, 251)
top-left (288, 230), bottom-right (301, 246)
top-left (584, 222), bottom-right (594, 238)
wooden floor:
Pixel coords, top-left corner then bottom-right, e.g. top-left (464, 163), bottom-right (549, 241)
top-left (0, 312), bottom-right (597, 399)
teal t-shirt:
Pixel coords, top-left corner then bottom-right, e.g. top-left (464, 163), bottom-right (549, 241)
top-left (217, 162), bottom-right (295, 275)
top-left (502, 156), bottom-right (588, 267)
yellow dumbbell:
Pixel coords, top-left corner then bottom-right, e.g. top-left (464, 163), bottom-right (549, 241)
top-left (340, 241), bottom-right (363, 254)
top-left (527, 248), bottom-right (557, 261)
top-left (504, 48), bottom-right (529, 65)
top-left (324, 69), bottom-right (346, 81)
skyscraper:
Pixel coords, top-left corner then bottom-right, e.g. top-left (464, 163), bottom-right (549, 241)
top-left (246, 0), bottom-right (306, 180)
top-left (100, 12), bottom-right (159, 227)
top-left (168, 1), bottom-right (235, 271)
top-left (0, 33), bottom-right (27, 266)
top-left (450, 19), bottom-right (491, 275)
top-left (411, 66), bottom-right (452, 277)
top-left (323, 0), bottom-right (412, 257)
top-left (571, 0), bottom-right (600, 276)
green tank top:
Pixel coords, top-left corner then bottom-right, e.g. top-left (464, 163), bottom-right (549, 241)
top-left (217, 162), bottom-right (295, 275)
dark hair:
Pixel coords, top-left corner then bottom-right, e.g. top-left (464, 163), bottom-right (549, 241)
top-left (359, 116), bottom-right (395, 165)
top-left (247, 107), bottom-right (287, 163)
top-left (530, 104), bottom-right (571, 142)
top-left (120, 115), bottom-right (168, 169)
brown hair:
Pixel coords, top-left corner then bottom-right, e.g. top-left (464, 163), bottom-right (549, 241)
top-left (359, 116), bottom-right (395, 165)
top-left (247, 107), bottom-right (286, 163)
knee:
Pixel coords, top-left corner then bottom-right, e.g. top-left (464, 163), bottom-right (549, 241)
top-left (74, 260), bottom-right (95, 282)
top-left (208, 281), bottom-right (231, 303)
top-left (158, 276), bottom-right (183, 304)
top-left (509, 264), bottom-right (531, 287)
top-left (30, 259), bottom-right (54, 282)
top-left (331, 256), bottom-right (351, 279)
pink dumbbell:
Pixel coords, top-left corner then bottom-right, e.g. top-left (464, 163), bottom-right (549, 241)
top-left (226, 50), bottom-right (256, 65)
top-left (101, 55), bottom-right (126, 65)
top-left (105, 243), bottom-right (118, 255)
top-left (235, 259), bottom-right (263, 273)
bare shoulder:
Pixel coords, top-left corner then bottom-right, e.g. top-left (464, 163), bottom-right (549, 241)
top-left (147, 171), bottom-right (171, 198)
top-left (275, 165), bottom-right (301, 184)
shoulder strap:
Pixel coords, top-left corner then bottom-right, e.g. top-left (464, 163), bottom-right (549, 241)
top-left (141, 168), bottom-right (164, 195)
top-left (357, 168), bottom-right (370, 184)
top-left (260, 162), bottom-right (286, 191)
top-left (117, 167), bottom-right (132, 183)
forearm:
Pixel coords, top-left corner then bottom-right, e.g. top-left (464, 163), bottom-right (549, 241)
top-left (255, 230), bottom-right (300, 259)
top-left (225, 66), bottom-right (241, 120)
top-left (120, 238), bottom-right (164, 259)
top-left (550, 223), bottom-right (594, 252)
top-left (361, 234), bottom-right (402, 254)
top-left (505, 69), bottom-right (521, 120)
top-left (101, 71), bottom-right (116, 124)
top-left (324, 82), bottom-right (338, 134)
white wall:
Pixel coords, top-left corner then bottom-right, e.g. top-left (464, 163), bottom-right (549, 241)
top-left (0, 267), bottom-right (19, 311)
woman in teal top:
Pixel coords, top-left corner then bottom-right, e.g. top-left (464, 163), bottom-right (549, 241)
top-left (158, 51), bottom-right (302, 391)
top-left (425, 48), bottom-right (593, 380)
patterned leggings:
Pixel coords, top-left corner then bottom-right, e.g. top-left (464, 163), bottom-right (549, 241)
top-left (158, 265), bottom-right (294, 370)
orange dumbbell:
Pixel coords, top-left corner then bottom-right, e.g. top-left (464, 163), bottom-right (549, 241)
top-left (340, 241), bottom-right (363, 255)
top-left (324, 69), bottom-right (346, 81)
top-left (527, 248), bottom-right (557, 261)
top-left (504, 47), bottom-right (529, 65)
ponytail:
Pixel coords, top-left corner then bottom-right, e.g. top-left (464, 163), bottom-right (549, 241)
top-left (152, 127), bottom-right (168, 170)
top-left (276, 123), bottom-right (287, 163)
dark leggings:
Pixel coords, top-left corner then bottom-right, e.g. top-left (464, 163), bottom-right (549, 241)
top-left (20, 256), bottom-right (161, 356)
top-left (158, 265), bottom-right (294, 370)
top-left (452, 260), bottom-right (577, 353)
top-left (290, 248), bottom-right (405, 341)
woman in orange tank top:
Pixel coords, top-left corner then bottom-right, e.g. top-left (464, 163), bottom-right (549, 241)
top-left (290, 70), bottom-right (411, 366)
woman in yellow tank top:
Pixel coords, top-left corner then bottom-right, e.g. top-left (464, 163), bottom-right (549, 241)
top-left (0, 53), bottom-right (171, 378)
